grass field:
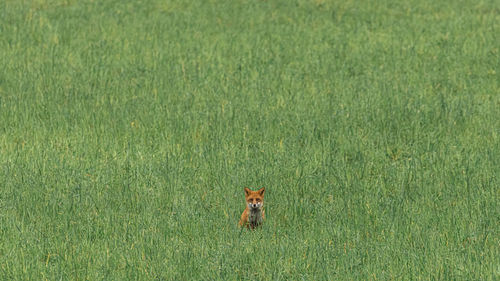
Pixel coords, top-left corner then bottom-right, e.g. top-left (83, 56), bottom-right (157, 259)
top-left (1, 0), bottom-right (499, 279)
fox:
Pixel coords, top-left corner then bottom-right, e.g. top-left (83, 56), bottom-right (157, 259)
top-left (239, 187), bottom-right (265, 229)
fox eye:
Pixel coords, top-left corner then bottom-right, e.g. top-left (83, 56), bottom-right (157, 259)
top-left (256, 199), bottom-right (261, 202)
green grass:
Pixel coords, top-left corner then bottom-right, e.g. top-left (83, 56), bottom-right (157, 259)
top-left (1, 0), bottom-right (499, 279)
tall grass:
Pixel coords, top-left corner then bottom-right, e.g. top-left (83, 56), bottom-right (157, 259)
top-left (0, 0), bottom-right (498, 279)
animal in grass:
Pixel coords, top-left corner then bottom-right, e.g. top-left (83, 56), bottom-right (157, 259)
top-left (239, 187), bottom-right (265, 229)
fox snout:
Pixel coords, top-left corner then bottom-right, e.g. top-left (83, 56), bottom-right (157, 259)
top-left (248, 202), bottom-right (262, 209)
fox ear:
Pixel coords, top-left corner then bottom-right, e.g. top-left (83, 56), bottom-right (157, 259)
top-left (258, 187), bottom-right (265, 196)
top-left (244, 187), bottom-right (251, 196)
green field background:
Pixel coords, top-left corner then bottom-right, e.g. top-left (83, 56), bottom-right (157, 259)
top-left (0, 0), bottom-right (499, 279)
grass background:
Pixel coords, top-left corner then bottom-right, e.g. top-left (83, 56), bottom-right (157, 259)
top-left (0, 0), bottom-right (499, 279)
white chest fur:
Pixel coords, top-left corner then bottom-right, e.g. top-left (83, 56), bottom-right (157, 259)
top-left (248, 208), bottom-right (263, 225)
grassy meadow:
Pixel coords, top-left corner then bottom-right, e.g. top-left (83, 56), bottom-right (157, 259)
top-left (0, 0), bottom-right (499, 279)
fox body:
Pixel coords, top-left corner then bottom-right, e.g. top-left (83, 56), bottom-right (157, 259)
top-left (239, 187), bottom-right (265, 229)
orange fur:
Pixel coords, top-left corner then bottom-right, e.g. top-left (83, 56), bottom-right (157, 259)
top-left (239, 187), bottom-right (265, 229)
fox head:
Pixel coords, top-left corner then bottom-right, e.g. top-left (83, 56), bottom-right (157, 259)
top-left (244, 187), bottom-right (265, 210)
